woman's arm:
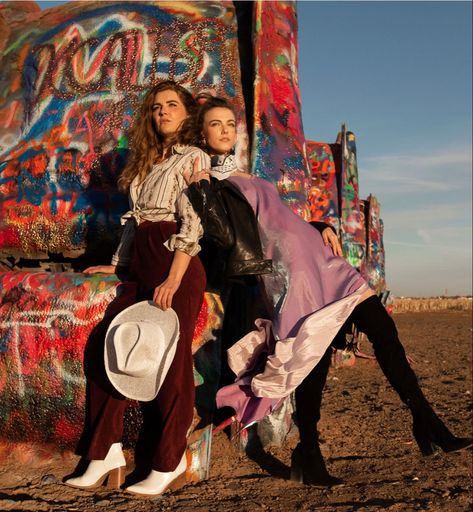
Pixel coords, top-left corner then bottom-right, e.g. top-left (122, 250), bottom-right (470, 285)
top-left (83, 264), bottom-right (117, 274)
top-left (156, 148), bottom-right (209, 308)
top-left (153, 249), bottom-right (191, 310)
top-left (310, 221), bottom-right (343, 257)
top-left (321, 227), bottom-right (343, 257)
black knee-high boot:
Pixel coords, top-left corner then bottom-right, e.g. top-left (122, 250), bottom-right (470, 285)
top-left (292, 346), bottom-right (343, 486)
top-left (351, 295), bottom-right (472, 456)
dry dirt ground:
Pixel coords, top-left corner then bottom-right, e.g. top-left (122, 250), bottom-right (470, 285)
top-left (1, 311), bottom-right (472, 512)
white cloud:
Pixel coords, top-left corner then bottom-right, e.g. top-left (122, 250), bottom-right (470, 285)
top-left (359, 147), bottom-right (472, 193)
top-left (381, 202), bottom-right (471, 228)
top-left (416, 229), bottom-right (432, 244)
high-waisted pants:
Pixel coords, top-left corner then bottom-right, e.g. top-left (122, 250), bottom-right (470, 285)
top-left (77, 221), bottom-right (206, 472)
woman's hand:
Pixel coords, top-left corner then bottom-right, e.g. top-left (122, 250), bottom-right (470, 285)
top-left (183, 155), bottom-right (210, 185)
top-left (83, 264), bottom-right (116, 274)
top-left (322, 228), bottom-right (343, 257)
top-left (153, 250), bottom-right (191, 310)
top-left (153, 276), bottom-right (181, 310)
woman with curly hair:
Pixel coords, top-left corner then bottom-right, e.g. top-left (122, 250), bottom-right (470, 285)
top-left (65, 81), bottom-right (209, 496)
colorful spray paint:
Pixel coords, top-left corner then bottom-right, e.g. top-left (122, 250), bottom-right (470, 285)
top-left (306, 140), bottom-right (340, 230)
top-left (339, 127), bottom-right (366, 269)
top-left (0, 270), bottom-right (223, 479)
top-left (0, 0), bottom-right (388, 475)
top-left (364, 194), bottom-right (386, 294)
top-left (0, 0), bottom-right (246, 260)
top-left (252, 0), bottom-right (310, 219)
top-left (0, 0), bottom-right (237, 480)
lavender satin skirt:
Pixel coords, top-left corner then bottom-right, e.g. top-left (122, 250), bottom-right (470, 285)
top-left (216, 176), bottom-right (368, 425)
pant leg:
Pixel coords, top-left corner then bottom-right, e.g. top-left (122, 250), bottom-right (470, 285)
top-left (132, 221), bottom-right (206, 472)
top-left (77, 281), bottom-right (137, 459)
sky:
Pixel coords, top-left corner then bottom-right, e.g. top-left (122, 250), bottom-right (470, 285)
top-left (30, 1), bottom-right (473, 296)
top-left (297, 1), bottom-right (472, 297)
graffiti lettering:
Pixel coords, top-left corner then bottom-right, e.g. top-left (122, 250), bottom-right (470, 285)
top-left (30, 21), bottom-right (228, 104)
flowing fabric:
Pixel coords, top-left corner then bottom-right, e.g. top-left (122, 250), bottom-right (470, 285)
top-left (216, 175), bottom-right (368, 426)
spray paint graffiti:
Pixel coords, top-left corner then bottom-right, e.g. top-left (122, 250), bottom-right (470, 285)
top-left (0, 270), bottom-right (223, 478)
top-left (339, 128), bottom-right (366, 269)
top-left (0, 0), bottom-right (388, 470)
top-left (0, 0), bottom-right (237, 477)
top-left (0, 1), bottom-right (245, 260)
top-left (306, 141), bottom-right (340, 230)
top-left (364, 194), bottom-right (386, 293)
top-left (252, 0), bottom-right (310, 219)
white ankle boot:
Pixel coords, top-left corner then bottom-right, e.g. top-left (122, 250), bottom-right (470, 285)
top-left (125, 452), bottom-right (187, 496)
top-left (65, 443), bottom-right (126, 489)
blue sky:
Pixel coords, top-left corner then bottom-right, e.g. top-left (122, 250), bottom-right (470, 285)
top-left (298, 1), bottom-right (472, 297)
top-left (31, 1), bottom-right (473, 296)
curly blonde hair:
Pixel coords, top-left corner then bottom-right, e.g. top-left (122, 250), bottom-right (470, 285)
top-left (118, 81), bottom-right (198, 192)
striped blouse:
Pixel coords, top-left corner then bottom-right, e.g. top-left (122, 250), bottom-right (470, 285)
top-left (111, 144), bottom-right (210, 266)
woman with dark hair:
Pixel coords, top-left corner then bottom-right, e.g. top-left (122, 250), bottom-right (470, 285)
top-left (188, 96), bottom-right (472, 486)
top-left (65, 81), bottom-right (209, 496)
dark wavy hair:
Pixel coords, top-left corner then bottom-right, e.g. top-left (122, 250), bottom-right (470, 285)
top-left (195, 94), bottom-right (237, 150)
top-left (118, 81), bottom-right (198, 192)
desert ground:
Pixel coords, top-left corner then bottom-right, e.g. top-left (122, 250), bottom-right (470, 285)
top-left (0, 310), bottom-right (472, 511)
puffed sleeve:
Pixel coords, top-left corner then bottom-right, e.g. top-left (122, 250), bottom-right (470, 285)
top-left (163, 149), bottom-right (211, 256)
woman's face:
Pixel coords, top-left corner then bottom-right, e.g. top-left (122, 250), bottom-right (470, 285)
top-left (152, 89), bottom-right (188, 140)
top-left (202, 107), bottom-right (237, 155)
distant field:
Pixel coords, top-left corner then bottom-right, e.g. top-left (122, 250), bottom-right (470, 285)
top-left (392, 296), bottom-right (473, 313)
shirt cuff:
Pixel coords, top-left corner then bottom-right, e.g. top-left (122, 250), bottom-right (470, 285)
top-left (111, 254), bottom-right (130, 267)
top-left (163, 234), bottom-right (201, 257)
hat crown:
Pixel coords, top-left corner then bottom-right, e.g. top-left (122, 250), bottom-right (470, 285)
top-left (114, 321), bottom-right (165, 378)
top-left (104, 301), bottom-right (179, 402)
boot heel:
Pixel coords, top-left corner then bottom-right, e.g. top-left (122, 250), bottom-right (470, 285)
top-left (413, 424), bottom-right (438, 456)
top-left (290, 446), bottom-right (303, 483)
top-left (168, 471), bottom-right (187, 492)
top-left (417, 438), bottom-right (438, 457)
top-left (106, 466), bottom-right (126, 489)
top-left (290, 463), bottom-right (303, 483)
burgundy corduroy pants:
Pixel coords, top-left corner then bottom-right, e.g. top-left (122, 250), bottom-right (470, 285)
top-left (78, 221), bottom-right (206, 472)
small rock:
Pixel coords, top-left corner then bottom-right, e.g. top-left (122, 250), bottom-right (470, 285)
top-left (95, 499), bottom-right (111, 507)
top-left (40, 473), bottom-right (58, 484)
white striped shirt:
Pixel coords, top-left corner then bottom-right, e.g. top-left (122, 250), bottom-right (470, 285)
top-left (111, 145), bottom-right (210, 266)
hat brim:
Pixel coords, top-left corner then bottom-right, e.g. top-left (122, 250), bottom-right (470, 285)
top-left (105, 301), bottom-right (180, 401)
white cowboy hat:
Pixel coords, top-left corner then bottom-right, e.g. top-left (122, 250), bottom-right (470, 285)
top-left (104, 301), bottom-right (179, 402)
